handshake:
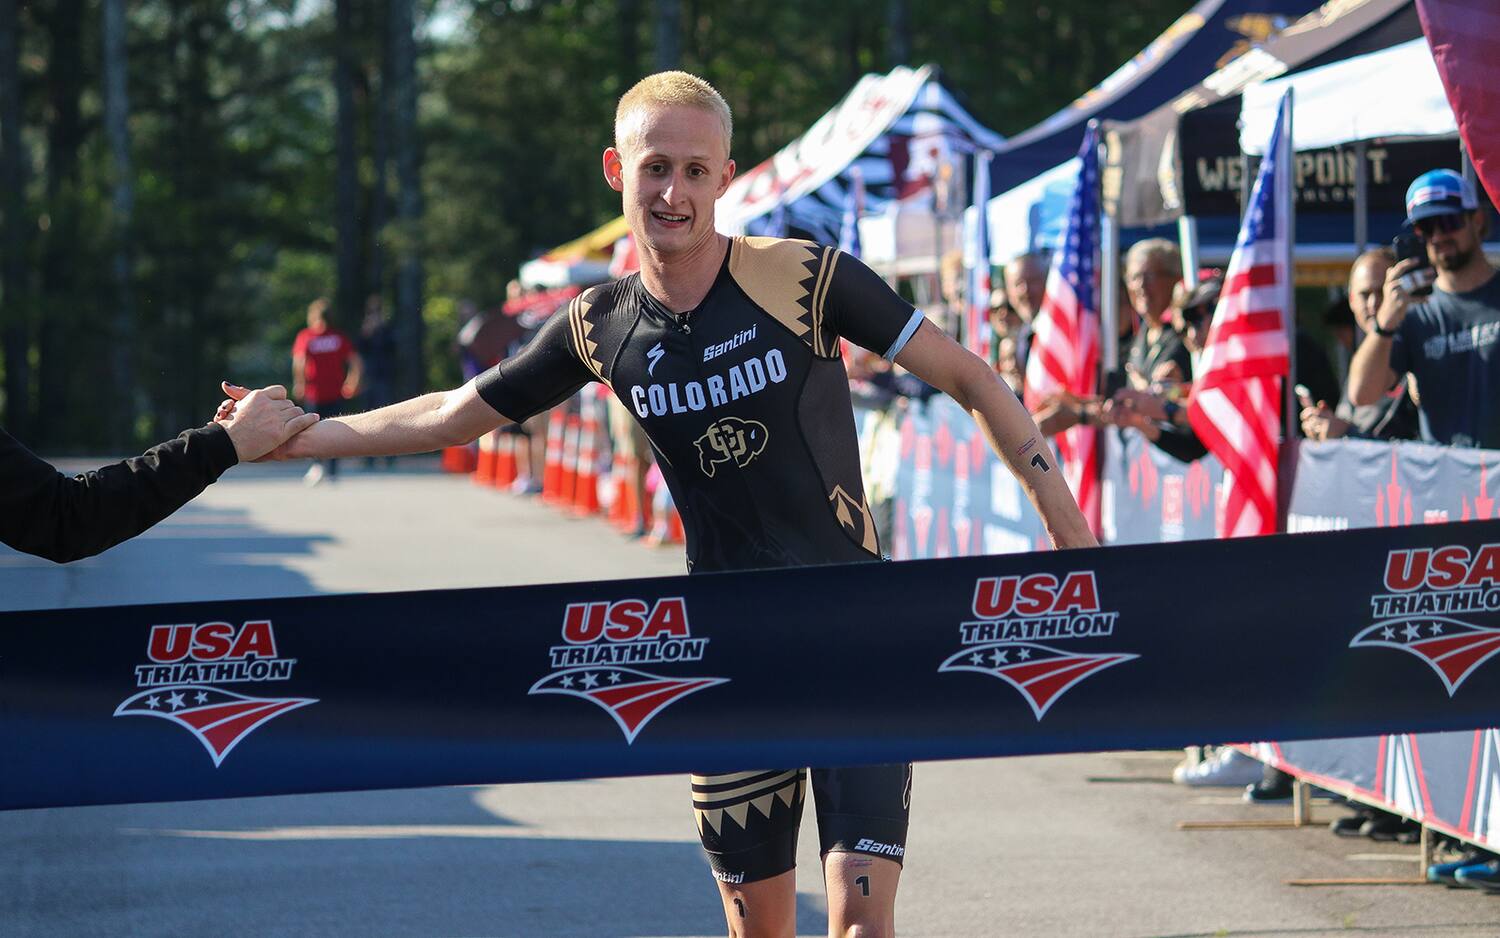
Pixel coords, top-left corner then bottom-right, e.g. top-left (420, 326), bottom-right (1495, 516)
top-left (213, 381), bottom-right (319, 462)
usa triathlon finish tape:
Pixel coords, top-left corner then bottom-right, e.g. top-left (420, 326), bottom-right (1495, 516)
top-left (2, 519), bottom-right (1499, 810)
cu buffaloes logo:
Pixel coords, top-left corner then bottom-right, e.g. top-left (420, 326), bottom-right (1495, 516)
top-left (1351, 544), bottom-right (1500, 695)
top-left (939, 572), bottom-right (1136, 719)
top-left (695, 417), bottom-right (768, 477)
top-left (530, 597), bottom-right (728, 744)
top-left (115, 620), bottom-right (316, 766)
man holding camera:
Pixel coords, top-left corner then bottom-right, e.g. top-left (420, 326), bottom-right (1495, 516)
top-left (1348, 169), bottom-right (1500, 448)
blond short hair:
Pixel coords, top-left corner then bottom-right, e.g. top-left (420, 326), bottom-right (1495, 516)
top-left (615, 71), bottom-right (733, 156)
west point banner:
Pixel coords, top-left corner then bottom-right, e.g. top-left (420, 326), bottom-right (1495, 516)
top-left (3, 519), bottom-right (1500, 811)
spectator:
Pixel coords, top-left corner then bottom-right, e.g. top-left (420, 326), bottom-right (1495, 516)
top-left (1106, 276), bottom-right (1220, 464)
top-left (1122, 238), bottom-right (1190, 392)
top-left (1301, 248), bottom-right (1419, 442)
top-left (1348, 169), bottom-right (1500, 448)
top-left (994, 335), bottom-right (1023, 395)
top-left (292, 297), bottom-right (362, 485)
top-left (3, 383), bottom-right (317, 563)
top-left (1003, 250), bottom-right (1049, 368)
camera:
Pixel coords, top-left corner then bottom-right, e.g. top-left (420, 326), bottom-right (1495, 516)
top-left (1392, 230), bottom-right (1435, 298)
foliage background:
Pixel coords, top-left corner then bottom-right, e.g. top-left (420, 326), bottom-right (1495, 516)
top-left (2, 0), bottom-right (1188, 451)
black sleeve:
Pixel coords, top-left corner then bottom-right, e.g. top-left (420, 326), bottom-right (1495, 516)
top-left (823, 251), bottom-right (925, 360)
top-left (1, 423), bottom-right (239, 564)
top-left (474, 307), bottom-right (593, 422)
top-left (1148, 423), bottom-right (1208, 463)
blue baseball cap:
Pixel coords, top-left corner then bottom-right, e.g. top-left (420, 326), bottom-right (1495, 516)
top-left (1406, 169), bottom-right (1479, 222)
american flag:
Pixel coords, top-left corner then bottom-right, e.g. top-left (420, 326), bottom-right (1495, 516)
top-left (1186, 93), bottom-right (1292, 538)
top-left (1024, 128), bottom-right (1101, 533)
top-left (966, 151), bottom-right (993, 358)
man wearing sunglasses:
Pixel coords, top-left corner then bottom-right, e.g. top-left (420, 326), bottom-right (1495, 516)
top-left (1347, 169), bottom-right (1500, 449)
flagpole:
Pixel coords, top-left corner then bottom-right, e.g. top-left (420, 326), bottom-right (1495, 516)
top-left (1280, 90), bottom-right (1298, 519)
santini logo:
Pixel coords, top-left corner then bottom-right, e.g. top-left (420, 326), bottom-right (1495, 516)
top-left (855, 838), bottom-right (905, 858)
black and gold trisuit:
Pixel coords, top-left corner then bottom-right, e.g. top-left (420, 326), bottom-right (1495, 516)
top-left (476, 235), bottom-right (925, 882)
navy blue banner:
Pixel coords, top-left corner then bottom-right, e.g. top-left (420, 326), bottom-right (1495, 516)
top-left (4, 519), bottom-right (1500, 811)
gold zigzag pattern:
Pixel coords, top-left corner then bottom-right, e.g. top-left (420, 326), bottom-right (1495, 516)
top-left (729, 238), bottom-right (816, 343)
top-left (570, 292), bottom-right (605, 381)
top-left (809, 248), bottom-right (839, 358)
top-left (693, 773), bottom-right (804, 836)
top-left (829, 484), bottom-right (879, 554)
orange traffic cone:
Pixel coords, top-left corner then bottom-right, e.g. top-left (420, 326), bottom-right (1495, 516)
top-left (442, 445), bottom-right (476, 473)
top-left (608, 452), bottom-right (629, 528)
top-left (573, 394), bottom-right (603, 517)
top-left (493, 432), bottom-right (518, 488)
top-left (555, 412), bottom-right (581, 508)
top-left (541, 407), bottom-right (566, 502)
top-left (473, 431), bottom-right (496, 485)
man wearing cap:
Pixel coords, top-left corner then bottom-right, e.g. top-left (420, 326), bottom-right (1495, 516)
top-left (1348, 169), bottom-right (1500, 448)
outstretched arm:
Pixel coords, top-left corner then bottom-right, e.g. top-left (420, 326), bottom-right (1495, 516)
top-left (2, 386), bottom-right (317, 563)
top-left (232, 379), bottom-right (507, 461)
top-left (895, 319), bottom-right (1097, 550)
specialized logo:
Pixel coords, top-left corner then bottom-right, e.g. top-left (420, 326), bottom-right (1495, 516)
top-left (1350, 544), bottom-right (1500, 695)
top-left (529, 597), bottom-right (728, 744)
top-left (646, 341), bottom-right (665, 377)
top-left (115, 620), bottom-right (315, 766)
top-left (938, 572), bottom-right (1136, 719)
top-left (696, 417), bottom-right (768, 477)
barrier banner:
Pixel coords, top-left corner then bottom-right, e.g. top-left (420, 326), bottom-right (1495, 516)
top-left (4, 519), bottom-right (1500, 811)
top-left (1289, 437), bottom-right (1500, 532)
top-left (1263, 437), bottom-right (1500, 846)
top-left (890, 396), bottom-right (1047, 560)
top-left (1101, 429), bottom-right (1224, 545)
top-left (1245, 731), bottom-right (1500, 849)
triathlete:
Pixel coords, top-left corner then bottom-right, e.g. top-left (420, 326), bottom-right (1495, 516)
top-left (239, 71), bottom-right (1095, 938)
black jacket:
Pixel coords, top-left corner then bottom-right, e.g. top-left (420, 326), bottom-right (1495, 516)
top-left (1, 424), bottom-right (238, 563)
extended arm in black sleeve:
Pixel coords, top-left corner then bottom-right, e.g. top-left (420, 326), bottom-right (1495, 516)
top-left (474, 307), bottom-right (594, 422)
top-left (0, 424), bottom-right (239, 563)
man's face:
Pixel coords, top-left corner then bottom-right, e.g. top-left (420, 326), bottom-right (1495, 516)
top-left (604, 104), bottom-right (735, 257)
top-left (1004, 258), bottom-right (1046, 320)
top-left (1125, 254), bottom-right (1176, 322)
top-left (1347, 257), bottom-right (1391, 334)
top-left (1421, 211), bottom-right (1483, 272)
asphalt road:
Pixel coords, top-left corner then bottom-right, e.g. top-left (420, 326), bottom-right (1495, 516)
top-left (2, 459), bottom-right (1496, 937)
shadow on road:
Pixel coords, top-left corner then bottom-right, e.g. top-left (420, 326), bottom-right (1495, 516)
top-left (0, 504), bottom-right (330, 611)
top-left (0, 786), bottom-right (829, 937)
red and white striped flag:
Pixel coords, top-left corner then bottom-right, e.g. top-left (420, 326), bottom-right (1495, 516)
top-left (1024, 128), bottom-right (1101, 534)
top-left (1187, 93), bottom-right (1292, 538)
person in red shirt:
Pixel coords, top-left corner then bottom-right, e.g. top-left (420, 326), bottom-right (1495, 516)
top-left (291, 297), bottom-right (362, 484)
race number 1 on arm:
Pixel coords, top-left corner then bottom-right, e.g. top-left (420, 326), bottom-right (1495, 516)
top-left (820, 251), bottom-right (1096, 551)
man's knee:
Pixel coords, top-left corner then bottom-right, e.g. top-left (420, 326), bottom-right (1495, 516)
top-left (832, 923), bottom-right (893, 938)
